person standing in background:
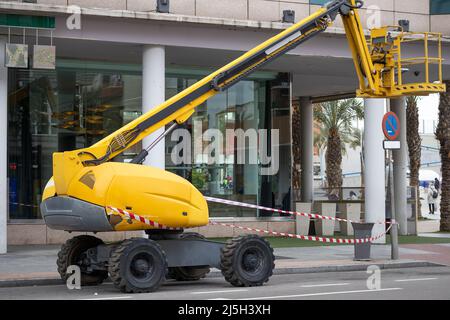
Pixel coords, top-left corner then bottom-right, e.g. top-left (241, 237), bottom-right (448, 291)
top-left (348, 191), bottom-right (358, 201)
top-left (434, 177), bottom-right (441, 195)
top-left (428, 183), bottom-right (438, 215)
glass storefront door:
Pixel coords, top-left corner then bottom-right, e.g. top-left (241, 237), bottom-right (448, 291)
top-left (165, 72), bottom-right (292, 218)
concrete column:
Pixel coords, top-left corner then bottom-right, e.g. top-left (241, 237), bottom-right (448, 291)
top-left (0, 37), bottom-right (8, 254)
top-left (364, 98), bottom-right (386, 243)
top-left (390, 97), bottom-right (408, 235)
top-left (300, 97), bottom-right (313, 203)
top-left (142, 45), bottom-right (165, 168)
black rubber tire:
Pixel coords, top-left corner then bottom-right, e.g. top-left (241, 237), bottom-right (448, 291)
top-left (220, 235), bottom-right (275, 287)
top-left (57, 235), bottom-right (108, 286)
top-left (108, 238), bottom-right (168, 293)
top-left (168, 232), bottom-right (211, 281)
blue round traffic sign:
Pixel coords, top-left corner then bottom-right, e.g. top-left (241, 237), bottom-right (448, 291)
top-left (382, 112), bottom-right (400, 141)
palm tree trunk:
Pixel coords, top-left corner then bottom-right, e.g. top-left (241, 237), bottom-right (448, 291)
top-left (406, 97), bottom-right (422, 186)
top-left (292, 99), bottom-right (301, 201)
top-left (436, 81), bottom-right (450, 231)
top-left (406, 96), bottom-right (422, 218)
top-left (325, 127), bottom-right (343, 191)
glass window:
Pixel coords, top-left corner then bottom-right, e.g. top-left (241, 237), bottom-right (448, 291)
top-left (165, 71), bottom-right (292, 218)
top-left (430, 0), bottom-right (450, 15)
top-left (259, 74), bottom-right (292, 217)
top-left (165, 73), bottom-right (266, 217)
top-left (8, 61), bottom-right (142, 219)
top-left (8, 60), bottom-right (291, 220)
top-left (310, 0), bottom-right (329, 5)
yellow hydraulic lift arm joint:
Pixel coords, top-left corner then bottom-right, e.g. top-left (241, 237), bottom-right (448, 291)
top-left (341, 4), bottom-right (378, 94)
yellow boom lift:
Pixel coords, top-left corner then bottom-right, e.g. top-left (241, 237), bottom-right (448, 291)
top-left (41, 0), bottom-right (446, 292)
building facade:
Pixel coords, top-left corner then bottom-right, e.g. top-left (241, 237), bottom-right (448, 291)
top-left (1, 0), bottom-right (449, 247)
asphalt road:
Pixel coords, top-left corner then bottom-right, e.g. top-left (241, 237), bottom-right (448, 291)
top-left (1, 266), bottom-right (449, 300)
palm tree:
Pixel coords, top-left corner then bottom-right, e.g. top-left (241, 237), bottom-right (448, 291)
top-left (406, 96), bottom-right (423, 218)
top-left (314, 99), bottom-right (364, 190)
top-left (406, 96), bottom-right (422, 187)
top-left (348, 127), bottom-right (363, 151)
top-left (436, 81), bottom-right (450, 231)
top-left (314, 126), bottom-right (363, 185)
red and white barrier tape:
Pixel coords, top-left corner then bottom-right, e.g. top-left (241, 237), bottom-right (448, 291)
top-left (205, 196), bottom-right (389, 225)
top-left (209, 221), bottom-right (392, 244)
top-left (106, 205), bottom-right (392, 244)
top-left (107, 206), bottom-right (182, 231)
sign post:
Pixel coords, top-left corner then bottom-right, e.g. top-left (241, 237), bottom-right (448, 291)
top-left (382, 111), bottom-right (400, 260)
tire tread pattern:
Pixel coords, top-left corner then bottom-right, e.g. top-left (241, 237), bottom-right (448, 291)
top-left (108, 238), bottom-right (168, 293)
top-left (220, 234), bottom-right (275, 287)
top-left (56, 235), bottom-right (107, 286)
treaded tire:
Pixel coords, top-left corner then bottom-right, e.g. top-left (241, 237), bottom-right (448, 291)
top-left (220, 235), bottom-right (275, 287)
top-left (168, 232), bottom-right (211, 281)
top-left (57, 235), bottom-right (108, 286)
top-left (108, 238), bottom-right (168, 293)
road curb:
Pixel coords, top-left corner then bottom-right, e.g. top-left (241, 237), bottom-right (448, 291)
top-left (205, 260), bottom-right (443, 278)
top-left (275, 261), bottom-right (444, 275)
top-left (0, 261), bottom-right (443, 288)
top-left (0, 278), bottom-right (64, 288)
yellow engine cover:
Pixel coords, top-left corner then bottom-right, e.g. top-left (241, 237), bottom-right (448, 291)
top-left (43, 162), bottom-right (209, 231)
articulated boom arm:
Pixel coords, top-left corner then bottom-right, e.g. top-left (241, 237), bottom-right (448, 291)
top-left (52, 0), bottom-right (445, 195)
top-left (78, 0), bottom-right (348, 167)
top-left (341, 1), bottom-right (445, 98)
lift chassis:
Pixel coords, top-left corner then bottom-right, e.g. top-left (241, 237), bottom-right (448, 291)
top-left (43, 0), bottom-right (445, 293)
top-left (59, 233), bottom-right (275, 292)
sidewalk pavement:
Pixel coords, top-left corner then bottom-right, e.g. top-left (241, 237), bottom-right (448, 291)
top-left (421, 211), bottom-right (441, 221)
top-left (1, 242), bottom-right (448, 288)
top-left (418, 233), bottom-right (450, 238)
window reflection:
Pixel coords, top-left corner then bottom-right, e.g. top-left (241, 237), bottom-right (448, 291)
top-left (165, 73), bottom-right (292, 218)
top-left (431, 0), bottom-right (450, 15)
top-left (7, 61), bottom-right (291, 220)
top-left (8, 64), bottom-right (143, 219)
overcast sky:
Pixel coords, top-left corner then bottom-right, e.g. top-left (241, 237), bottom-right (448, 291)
top-left (418, 94), bottom-right (440, 121)
top-left (352, 94), bottom-right (440, 134)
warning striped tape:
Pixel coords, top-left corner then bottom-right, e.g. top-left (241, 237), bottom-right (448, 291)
top-left (205, 196), bottom-right (389, 225)
top-left (209, 221), bottom-right (392, 244)
top-left (106, 206), bottom-right (182, 231)
top-left (106, 205), bottom-right (392, 244)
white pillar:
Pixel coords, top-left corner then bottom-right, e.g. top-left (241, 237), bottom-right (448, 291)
top-left (390, 97), bottom-right (408, 235)
top-left (364, 98), bottom-right (386, 243)
top-left (0, 37), bottom-right (8, 254)
top-left (300, 97), bottom-right (313, 203)
top-left (142, 45), bottom-right (165, 168)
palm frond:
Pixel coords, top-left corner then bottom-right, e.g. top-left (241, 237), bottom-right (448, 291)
top-left (313, 98), bottom-right (364, 187)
